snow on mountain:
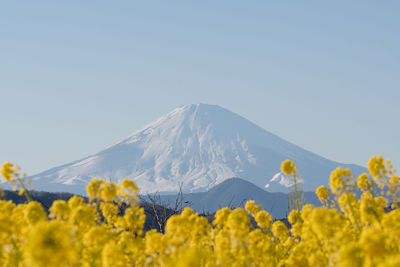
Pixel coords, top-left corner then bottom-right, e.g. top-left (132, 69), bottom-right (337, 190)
top-left (29, 104), bottom-right (366, 195)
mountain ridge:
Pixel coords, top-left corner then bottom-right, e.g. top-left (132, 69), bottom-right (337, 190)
top-left (150, 177), bottom-right (321, 219)
top-left (27, 104), bottom-right (366, 194)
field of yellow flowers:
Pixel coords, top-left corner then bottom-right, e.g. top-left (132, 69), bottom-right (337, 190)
top-left (1, 156), bottom-right (399, 267)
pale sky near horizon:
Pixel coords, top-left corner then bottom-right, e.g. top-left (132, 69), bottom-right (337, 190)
top-left (1, 1), bottom-right (399, 175)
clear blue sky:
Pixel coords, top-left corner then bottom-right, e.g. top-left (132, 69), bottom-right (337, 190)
top-left (1, 1), bottom-right (399, 175)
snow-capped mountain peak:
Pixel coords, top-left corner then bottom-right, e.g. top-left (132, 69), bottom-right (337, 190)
top-left (29, 104), bottom-right (365, 195)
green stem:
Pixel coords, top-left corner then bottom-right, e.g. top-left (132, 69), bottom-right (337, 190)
top-left (15, 177), bottom-right (32, 202)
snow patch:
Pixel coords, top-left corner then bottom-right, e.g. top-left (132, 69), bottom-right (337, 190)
top-left (29, 104), bottom-right (366, 194)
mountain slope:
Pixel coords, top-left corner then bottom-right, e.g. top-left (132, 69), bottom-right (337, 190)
top-left (151, 178), bottom-right (321, 219)
top-left (29, 104), bottom-right (366, 194)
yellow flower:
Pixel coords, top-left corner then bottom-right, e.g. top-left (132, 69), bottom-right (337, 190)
top-left (25, 221), bottom-right (75, 267)
top-left (357, 173), bottom-right (369, 191)
top-left (245, 200), bottom-right (261, 215)
top-left (378, 256), bottom-right (400, 267)
top-left (226, 208), bottom-right (251, 233)
top-left (338, 242), bottom-right (364, 267)
top-left (100, 181), bottom-right (118, 202)
top-left (315, 185), bottom-right (330, 205)
top-left (83, 225), bottom-right (114, 248)
top-left (288, 209), bottom-right (302, 225)
top-left (310, 208), bottom-right (345, 239)
top-left (329, 167), bottom-right (351, 195)
top-left (368, 155), bottom-right (385, 179)
top-left (145, 229), bottom-right (165, 255)
top-left (118, 179), bottom-right (139, 202)
top-left (1, 156), bottom-right (400, 266)
top-left (49, 200), bottom-right (70, 220)
top-left (254, 210), bottom-right (272, 229)
top-left (360, 192), bottom-right (387, 225)
top-left (86, 178), bottom-right (103, 200)
top-left (175, 247), bottom-right (209, 267)
top-left (121, 179), bottom-right (138, 191)
top-left (1, 162), bottom-right (14, 182)
top-left (338, 192), bottom-right (360, 225)
top-left (213, 207), bottom-right (231, 227)
top-left (102, 241), bottom-right (128, 267)
top-left (281, 159), bottom-right (296, 175)
top-left (68, 195), bottom-right (84, 208)
top-left (24, 201), bottom-right (47, 225)
top-left (118, 205), bottom-right (145, 234)
top-left (100, 202), bottom-right (119, 225)
top-left (272, 220), bottom-right (289, 241)
top-left (69, 202), bottom-right (98, 229)
top-left (359, 227), bottom-right (387, 257)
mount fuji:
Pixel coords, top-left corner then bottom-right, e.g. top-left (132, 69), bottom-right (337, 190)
top-left (29, 104), bottom-right (365, 195)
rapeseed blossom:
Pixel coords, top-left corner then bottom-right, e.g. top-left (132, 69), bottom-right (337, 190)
top-left (26, 221), bottom-right (75, 267)
top-left (315, 185), bottom-right (330, 205)
top-left (0, 156), bottom-right (400, 266)
top-left (281, 159), bottom-right (295, 175)
top-left (0, 162), bottom-right (13, 182)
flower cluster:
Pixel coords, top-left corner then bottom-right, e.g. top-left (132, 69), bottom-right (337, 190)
top-left (281, 159), bottom-right (296, 175)
top-left (0, 156), bottom-right (400, 266)
top-left (281, 159), bottom-right (304, 211)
